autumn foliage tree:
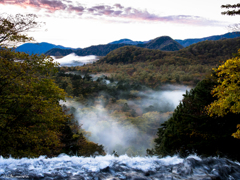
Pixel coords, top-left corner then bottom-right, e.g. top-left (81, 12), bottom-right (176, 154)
top-left (0, 14), bottom-right (71, 157)
top-left (150, 77), bottom-right (240, 160)
top-left (207, 50), bottom-right (240, 139)
top-left (0, 14), bottom-right (105, 157)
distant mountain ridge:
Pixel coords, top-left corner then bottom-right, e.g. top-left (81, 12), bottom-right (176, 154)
top-left (175, 32), bottom-right (240, 47)
top-left (46, 36), bottom-right (183, 56)
top-left (98, 37), bottom-right (240, 65)
top-left (46, 32), bottom-right (240, 57)
top-left (108, 32), bottom-right (240, 48)
top-left (16, 32), bottom-right (240, 56)
top-left (15, 42), bottom-right (77, 55)
top-left (46, 44), bottom-right (130, 57)
top-left (108, 39), bottom-right (148, 45)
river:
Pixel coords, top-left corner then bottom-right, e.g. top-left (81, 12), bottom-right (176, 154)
top-left (0, 154), bottom-right (240, 179)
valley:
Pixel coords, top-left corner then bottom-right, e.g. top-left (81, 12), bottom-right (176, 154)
top-left (2, 2), bottom-right (240, 179)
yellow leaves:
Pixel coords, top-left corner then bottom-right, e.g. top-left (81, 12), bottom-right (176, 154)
top-left (232, 127), bottom-right (240, 139)
top-left (142, 112), bottom-right (161, 122)
top-left (116, 99), bottom-right (128, 104)
top-left (206, 49), bottom-right (240, 139)
top-left (130, 90), bottom-right (139, 95)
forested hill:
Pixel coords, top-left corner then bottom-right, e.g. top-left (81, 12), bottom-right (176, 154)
top-left (137, 36), bottom-right (183, 51)
top-left (98, 37), bottom-right (240, 65)
top-left (45, 36), bottom-right (183, 56)
top-left (45, 44), bottom-right (129, 57)
top-left (176, 36), bottom-right (240, 64)
top-left (97, 46), bottom-right (169, 64)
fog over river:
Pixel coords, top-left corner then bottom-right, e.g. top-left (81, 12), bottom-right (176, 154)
top-left (52, 53), bottom-right (99, 66)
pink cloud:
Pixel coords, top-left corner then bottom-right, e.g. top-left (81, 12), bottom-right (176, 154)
top-left (2, 0), bottom-right (68, 12)
top-left (0, 1), bottom-right (222, 26)
top-left (102, 9), bottom-right (114, 15)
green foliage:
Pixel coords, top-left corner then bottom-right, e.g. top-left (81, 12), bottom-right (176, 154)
top-left (0, 49), bottom-right (68, 157)
top-left (0, 49), bottom-right (105, 158)
top-left (151, 76), bottom-right (240, 160)
top-left (177, 38), bottom-right (240, 65)
top-left (60, 115), bottom-right (105, 157)
top-left (0, 13), bottom-right (105, 158)
top-left (97, 46), bottom-right (167, 64)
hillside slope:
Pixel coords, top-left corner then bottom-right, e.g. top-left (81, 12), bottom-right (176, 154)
top-left (97, 46), bottom-right (168, 64)
top-left (98, 37), bottom-right (240, 65)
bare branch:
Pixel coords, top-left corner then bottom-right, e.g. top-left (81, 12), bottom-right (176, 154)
top-left (221, 10), bottom-right (240, 16)
top-left (0, 14), bottom-right (42, 47)
top-left (221, 4), bottom-right (240, 9)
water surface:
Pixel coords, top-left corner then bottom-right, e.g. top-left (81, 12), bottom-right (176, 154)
top-left (0, 154), bottom-right (239, 179)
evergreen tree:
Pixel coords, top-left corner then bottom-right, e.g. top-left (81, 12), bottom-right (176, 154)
top-left (151, 76), bottom-right (240, 160)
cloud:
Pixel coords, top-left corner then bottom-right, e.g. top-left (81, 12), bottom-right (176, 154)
top-left (114, 3), bottom-right (124, 9)
top-left (1, 0), bottom-right (68, 12)
top-left (1, 1), bottom-right (222, 26)
top-left (68, 4), bottom-right (84, 13)
top-left (92, 5), bottom-right (109, 11)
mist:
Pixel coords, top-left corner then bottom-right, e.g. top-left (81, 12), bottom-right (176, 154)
top-left (135, 85), bottom-right (191, 111)
top-left (52, 53), bottom-right (99, 66)
top-left (60, 84), bottom-right (191, 156)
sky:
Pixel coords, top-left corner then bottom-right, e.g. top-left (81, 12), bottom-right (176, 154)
top-left (0, 0), bottom-right (239, 48)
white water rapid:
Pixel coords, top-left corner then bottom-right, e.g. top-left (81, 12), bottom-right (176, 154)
top-left (0, 154), bottom-right (240, 179)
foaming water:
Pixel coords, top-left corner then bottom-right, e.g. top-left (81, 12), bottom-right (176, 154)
top-left (0, 154), bottom-right (240, 179)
